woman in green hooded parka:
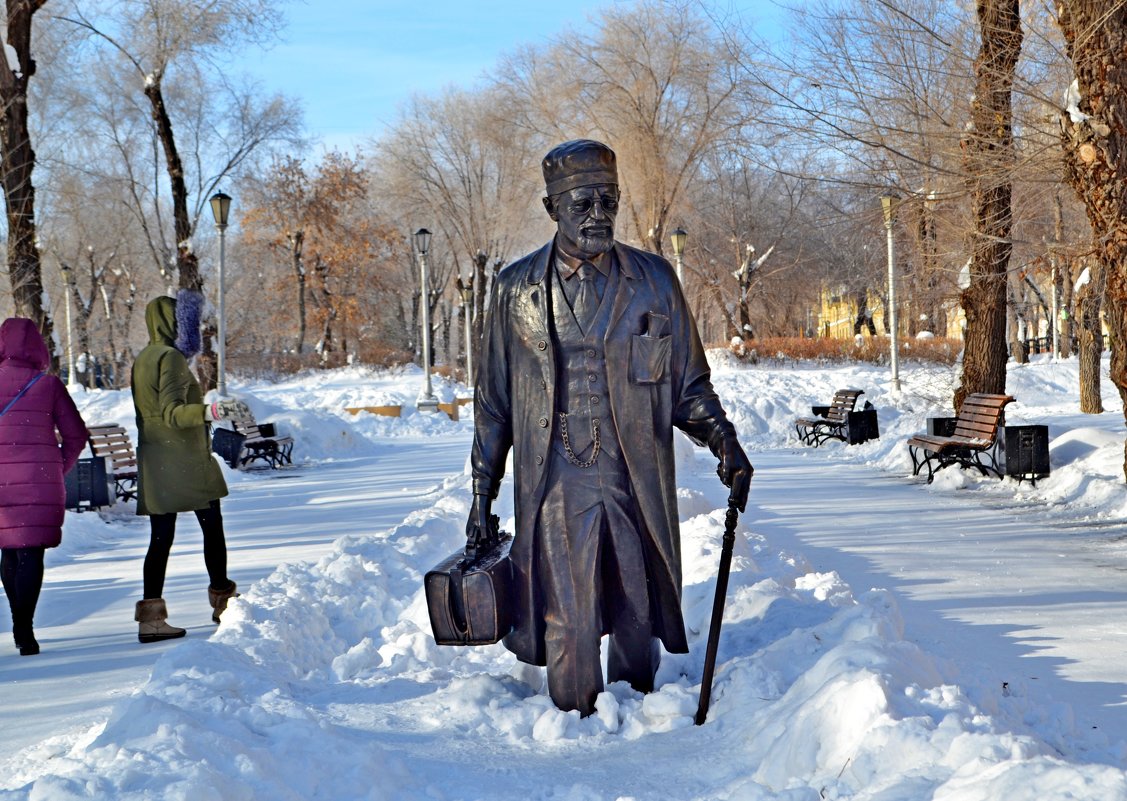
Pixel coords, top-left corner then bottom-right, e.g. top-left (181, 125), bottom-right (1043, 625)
top-left (131, 293), bottom-right (248, 643)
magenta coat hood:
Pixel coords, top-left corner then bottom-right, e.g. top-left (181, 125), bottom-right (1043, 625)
top-left (0, 318), bottom-right (89, 549)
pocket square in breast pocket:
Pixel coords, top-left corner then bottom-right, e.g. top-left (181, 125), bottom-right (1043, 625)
top-left (643, 311), bottom-right (670, 338)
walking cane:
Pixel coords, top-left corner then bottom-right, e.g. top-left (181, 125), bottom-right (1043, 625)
top-left (694, 498), bottom-right (740, 726)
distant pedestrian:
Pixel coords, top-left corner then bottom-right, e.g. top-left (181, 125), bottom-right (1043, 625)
top-left (0, 317), bottom-right (89, 656)
top-left (131, 292), bottom-right (248, 643)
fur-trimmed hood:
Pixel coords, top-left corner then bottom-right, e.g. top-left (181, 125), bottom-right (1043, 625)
top-left (143, 290), bottom-right (203, 358)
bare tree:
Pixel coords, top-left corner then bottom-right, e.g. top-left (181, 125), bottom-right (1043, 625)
top-left (0, 0), bottom-right (52, 351)
top-left (375, 84), bottom-right (545, 350)
top-left (497, 0), bottom-right (750, 255)
top-left (57, 0), bottom-right (300, 387)
top-left (953, 0), bottom-right (1022, 409)
top-left (1056, 1), bottom-right (1127, 476)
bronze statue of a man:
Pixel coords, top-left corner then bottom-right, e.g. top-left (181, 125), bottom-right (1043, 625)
top-left (468, 139), bottom-right (752, 716)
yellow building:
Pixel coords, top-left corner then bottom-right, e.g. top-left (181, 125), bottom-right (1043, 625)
top-left (815, 285), bottom-right (965, 340)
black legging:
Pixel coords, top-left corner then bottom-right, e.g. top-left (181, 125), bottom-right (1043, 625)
top-left (143, 500), bottom-right (229, 599)
top-left (1, 547), bottom-right (45, 628)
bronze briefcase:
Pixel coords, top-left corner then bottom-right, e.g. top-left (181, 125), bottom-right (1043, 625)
top-left (424, 515), bottom-right (514, 646)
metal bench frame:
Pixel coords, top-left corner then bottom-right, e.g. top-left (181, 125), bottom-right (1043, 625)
top-left (794, 389), bottom-right (865, 447)
top-left (907, 393), bottom-right (1015, 483)
top-left (230, 419), bottom-right (294, 469)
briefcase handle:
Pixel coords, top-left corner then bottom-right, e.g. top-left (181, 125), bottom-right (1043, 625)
top-left (463, 513), bottom-right (504, 563)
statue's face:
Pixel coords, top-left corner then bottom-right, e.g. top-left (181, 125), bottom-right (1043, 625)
top-left (545, 184), bottom-right (619, 259)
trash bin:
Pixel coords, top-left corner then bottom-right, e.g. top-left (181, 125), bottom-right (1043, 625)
top-left (212, 427), bottom-right (247, 469)
top-left (847, 408), bottom-right (879, 444)
top-left (1003, 424), bottom-right (1050, 483)
top-left (64, 457), bottom-right (113, 511)
top-left (927, 417), bottom-right (958, 437)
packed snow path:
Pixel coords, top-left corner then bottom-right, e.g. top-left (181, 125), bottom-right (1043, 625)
top-left (752, 450), bottom-right (1127, 757)
top-left (5, 413), bottom-right (1127, 797)
top-left (0, 436), bottom-right (469, 765)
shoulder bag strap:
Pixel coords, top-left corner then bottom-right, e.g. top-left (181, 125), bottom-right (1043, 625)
top-left (0, 372), bottom-right (46, 419)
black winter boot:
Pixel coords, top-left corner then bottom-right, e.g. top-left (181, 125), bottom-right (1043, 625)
top-left (12, 619), bottom-right (38, 656)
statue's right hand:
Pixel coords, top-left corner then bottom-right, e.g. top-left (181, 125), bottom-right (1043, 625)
top-left (465, 493), bottom-right (493, 550)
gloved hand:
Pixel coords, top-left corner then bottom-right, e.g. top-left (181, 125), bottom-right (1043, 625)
top-left (465, 493), bottom-right (493, 552)
top-left (205, 398), bottom-right (252, 422)
top-left (715, 436), bottom-right (753, 512)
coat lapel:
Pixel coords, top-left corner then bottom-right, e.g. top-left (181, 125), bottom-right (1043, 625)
top-left (607, 243), bottom-right (639, 335)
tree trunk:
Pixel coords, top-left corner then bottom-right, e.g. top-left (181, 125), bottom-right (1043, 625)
top-left (1007, 277), bottom-right (1027, 365)
top-left (144, 78), bottom-right (197, 290)
top-left (290, 230), bottom-right (306, 355)
top-left (145, 75), bottom-right (216, 387)
top-left (737, 274), bottom-right (753, 341)
top-left (954, 0), bottom-right (1021, 412)
top-left (1076, 257), bottom-right (1106, 413)
top-left (1057, 1), bottom-right (1127, 477)
top-left (0, 1), bottom-right (51, 357)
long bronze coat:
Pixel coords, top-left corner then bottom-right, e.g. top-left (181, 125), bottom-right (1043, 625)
top-left (471, 240), bottom-right (738, 666)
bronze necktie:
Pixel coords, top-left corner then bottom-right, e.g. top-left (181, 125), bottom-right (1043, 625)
top-left (574, 262), bottom-right (598, 333)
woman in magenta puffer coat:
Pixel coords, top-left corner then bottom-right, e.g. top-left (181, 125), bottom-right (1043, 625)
top-left (0, 317), bottom-right (88, 656)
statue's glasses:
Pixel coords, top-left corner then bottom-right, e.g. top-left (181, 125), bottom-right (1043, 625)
top-left (565, 192), bottom-right (619, 216)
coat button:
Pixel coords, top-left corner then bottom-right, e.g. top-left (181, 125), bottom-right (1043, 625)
top-left (588, 374), bottom-right (597, 383)
top-left (538, 417), bottom-right (548, 427)
top-left (537, 340), bottom-right (548, 350)
top-left (536, 455), bottom-right (544, 465)
top-left (586, 348), bottom-right (596, 357)
top-left (591, 396), bottom-right (600, 405)
top-left (541, 379), bottom-right (547, 390)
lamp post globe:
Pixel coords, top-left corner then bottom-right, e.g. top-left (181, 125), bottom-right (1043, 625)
top-left (669, 227), bottom-right (687, 284)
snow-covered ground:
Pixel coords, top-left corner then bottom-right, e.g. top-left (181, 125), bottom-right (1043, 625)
top-left (3, 352), bottom-right (1127, 800)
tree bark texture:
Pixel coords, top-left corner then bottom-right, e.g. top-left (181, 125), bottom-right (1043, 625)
top-left (290, 230), bottom-right (306, 354)
top-left (145, 76), bottom-right (220, 389)
top-left (0, 0), bottom-right (50, 352)
top-left (144, 78), bottom-right (199, 291)
top-left (1007, 274), bottom-right (1028, 365)
top-left (955, 0), bottom-right (1022, 412)
top-left (1057, 1), bottom-right (1127, 477)
top-left (1076, 257), bottom-right (1107, 413)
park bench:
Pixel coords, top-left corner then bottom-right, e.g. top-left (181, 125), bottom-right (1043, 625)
top-left (794, 388), bottom-right (875, 447)
top-left (213, 418), bottom-right (294, 470)
top-left (86, 424), bottom-right (138, 501)
top-left (907, 393), bottom-right (1015, 483)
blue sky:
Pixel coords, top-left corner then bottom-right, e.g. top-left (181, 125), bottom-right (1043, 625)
top-left (231, 0), bottom-right (785, 153)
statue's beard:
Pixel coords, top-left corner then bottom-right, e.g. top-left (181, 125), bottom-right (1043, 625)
top-left (577, 225), bottom-right (614, 256)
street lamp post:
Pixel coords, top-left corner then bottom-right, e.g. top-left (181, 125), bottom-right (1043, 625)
top-left (460, 284), bottom-right (473, 385)
top-left (60, 264), bottom-right (78, 388)
top-left (414, 228), bottom-right (439, 412)
top-left (669, 227), bottom-right (687, 284)
top-left (880, 194), bottom-right (901, 392)
top-left (209, 191), bottom-right (232, 397)
top-left (1049, 252), bottom-right (1059, 359)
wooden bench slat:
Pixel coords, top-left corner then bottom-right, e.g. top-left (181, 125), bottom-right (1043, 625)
top-left (795, 389), bottom-right (872, 447)
top-left (216, 418), bottom-right (295, 469)
top-left (907, 393), bottom-right (1014, 482)
top-left (85, 424), bottom-right (138, 501)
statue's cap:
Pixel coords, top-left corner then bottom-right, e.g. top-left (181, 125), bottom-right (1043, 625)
top-left (542, 139), bottom-right (617, 196)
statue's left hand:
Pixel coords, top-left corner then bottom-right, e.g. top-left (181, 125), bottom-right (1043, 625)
top-left (716, 437), bottom-right (753, 512)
